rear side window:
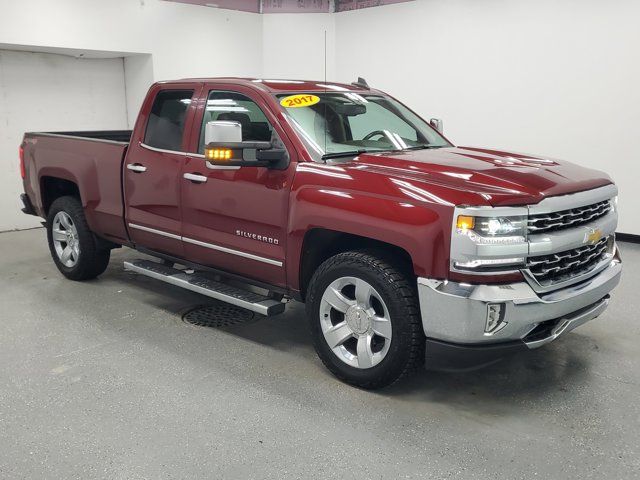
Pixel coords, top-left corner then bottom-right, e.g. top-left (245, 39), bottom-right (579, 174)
top-left (144, 90), bottom-right (194, 152)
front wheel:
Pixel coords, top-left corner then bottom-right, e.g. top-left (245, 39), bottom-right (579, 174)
top-left (306, 251), bottom-right (424, 389)
top-left (46, 196), bottom-right (111, 281)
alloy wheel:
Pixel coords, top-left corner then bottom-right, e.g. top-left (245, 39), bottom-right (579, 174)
top-left (52, 211), bottom-right (80, 268)
top-left (319, 276), bottom-right (392, 369)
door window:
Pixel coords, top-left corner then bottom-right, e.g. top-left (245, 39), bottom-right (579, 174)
top-left (144, 90), bottom-right (194, 152)
top-left (198, 91), bottom-right (274, 153)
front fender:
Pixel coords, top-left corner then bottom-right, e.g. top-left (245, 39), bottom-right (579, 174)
top-left (286, 185), bottom-right (454, 291)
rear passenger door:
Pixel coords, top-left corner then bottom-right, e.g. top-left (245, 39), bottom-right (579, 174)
top-left (124, 84), bottom-right (201, 257)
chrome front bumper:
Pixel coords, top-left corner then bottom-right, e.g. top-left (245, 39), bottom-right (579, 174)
top-left (417, 254), bottom-right (621, 350)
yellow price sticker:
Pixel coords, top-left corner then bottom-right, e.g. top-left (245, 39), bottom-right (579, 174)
top-left (280, 94), bottom-right (320, 108)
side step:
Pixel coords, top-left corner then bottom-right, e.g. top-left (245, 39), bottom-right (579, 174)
top-left (124, 260), bottom-right (285, 316)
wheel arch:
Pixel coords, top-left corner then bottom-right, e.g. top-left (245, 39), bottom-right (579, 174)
top-left (40, 175), bottom-right (81, 215)
top-left (298, 228), bottom-right (415, 301)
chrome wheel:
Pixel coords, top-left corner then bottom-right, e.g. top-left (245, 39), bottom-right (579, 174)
top-left (52, 211), bottom-right (80, 268)
top-left (319, 276), bottom-right (392, 369)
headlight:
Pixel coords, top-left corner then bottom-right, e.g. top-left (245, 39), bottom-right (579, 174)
top-left (451, 209), bottom-right (529, 272)
top-left (456, 215), bottom-right (527, 237)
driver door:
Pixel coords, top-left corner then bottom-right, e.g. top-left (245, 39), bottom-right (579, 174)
top-left (180, 85), bottom-right (296, 288)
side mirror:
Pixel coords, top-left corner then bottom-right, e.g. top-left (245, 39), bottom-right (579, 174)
top-left (204, 120), bottom-right (288, 168)
top-left (205, 141), bottom-right (287, 168)
top-left (205, 120), bottom-right (242, 144)
top-left (430, 118), bottom-right (443, 133)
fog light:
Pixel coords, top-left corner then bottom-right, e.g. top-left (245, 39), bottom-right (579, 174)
top-left (485, 303), bottom-right (506, 334)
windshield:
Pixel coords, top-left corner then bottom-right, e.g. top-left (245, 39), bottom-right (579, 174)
top-left (276, 92), bottom-right (451, 161)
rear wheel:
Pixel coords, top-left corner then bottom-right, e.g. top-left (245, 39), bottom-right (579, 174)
top-left (46, 196), bottom-right (110, 281)
top-left (306, 251), bottom-right (424, 389)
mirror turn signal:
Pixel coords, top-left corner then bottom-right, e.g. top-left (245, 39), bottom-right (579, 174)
top-left (205, 147), bottom-right (233, 161)
top-left (204, 141), bottom-right (287, 169)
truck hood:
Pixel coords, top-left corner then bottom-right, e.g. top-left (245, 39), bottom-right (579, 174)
top-left (348, 146), bottom-right (613, 206)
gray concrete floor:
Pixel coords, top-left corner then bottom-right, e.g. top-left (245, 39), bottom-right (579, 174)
top-left (0, 228), bottom-right (639, 479)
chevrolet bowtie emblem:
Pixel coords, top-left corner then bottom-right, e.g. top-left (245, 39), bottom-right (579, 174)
top-left (584, 227), bottom-right (603, 245)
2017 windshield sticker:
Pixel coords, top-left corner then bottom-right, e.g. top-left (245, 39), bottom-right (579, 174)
top-left (280, 94), bottom-right (320, 108)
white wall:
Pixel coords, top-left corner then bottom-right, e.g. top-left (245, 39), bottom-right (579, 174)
top-left (262, 13), bottom-right (336, 80)
top-left (0, 50), bottom-right (128, 231)
top-left (0, 0), bottom-right (264, 127)
top-left (332, 0), bottom-right (640, 234)
top-left (124, 55), bottom-right (155, 127)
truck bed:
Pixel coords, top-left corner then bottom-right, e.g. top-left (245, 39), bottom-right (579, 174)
top-left (34, 130), bottom-right (133, 144)
top-left (22, 130), bottom-right (132, 245)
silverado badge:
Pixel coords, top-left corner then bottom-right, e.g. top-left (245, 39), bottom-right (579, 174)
top-left (584, 227), bottom-right (603, 245)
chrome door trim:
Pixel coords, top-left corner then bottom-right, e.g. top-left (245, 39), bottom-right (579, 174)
top-left (182, 236), bottom-right (283, 267)
top-left (128, 223), bottom-right (283, 267)
top-left (139, 142), bottom-right (188, 156)
top-left (128, 223), bottom-right (182, 241)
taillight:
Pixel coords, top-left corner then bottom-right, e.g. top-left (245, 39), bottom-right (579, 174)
top-left (19, 145), bottom-right (25, 179)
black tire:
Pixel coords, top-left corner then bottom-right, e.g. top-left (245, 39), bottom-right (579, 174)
top-left (46, 196), bottom-right (111, 281)
top-left (306, 251), bottom-right (425, 389)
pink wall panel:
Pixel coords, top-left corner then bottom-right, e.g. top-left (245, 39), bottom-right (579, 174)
top-left (164, 0), bottom-right (260, 13)
top-left (263, 0), bottom-right (330, 13)
top-left (335, 0), bottom-right (413, 12)
top-left (164, 0), bottom-right (413, 13)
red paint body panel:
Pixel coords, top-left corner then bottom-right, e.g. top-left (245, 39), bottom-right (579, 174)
top-left (350, 147), bottom-right (613, 207)
top-left (123, 82), bottom-right (203, 257)
top-left (20, 77), bottom-right (615, 295)
top-left (285, 162), bottom-right (456, 289)
top-left (178, 82), bottom-right (299, 287)
top-left (22, 134), bottom-right (130, 244)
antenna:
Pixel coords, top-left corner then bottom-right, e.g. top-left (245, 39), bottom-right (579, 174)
top-left (324, 29), bottom-right (327, 157)
top-left (351, 77), bottom-right (369, 88)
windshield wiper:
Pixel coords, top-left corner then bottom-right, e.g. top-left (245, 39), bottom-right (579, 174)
top-left (321, 150), bottom-right (367, 160)
top-left (404, 145), bottom-right (445, 151)
top-left (321, 145), bottom-right (445, 160)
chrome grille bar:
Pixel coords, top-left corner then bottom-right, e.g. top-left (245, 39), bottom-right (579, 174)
top-left (526, 236), bottom-right (611, 286)
top-left (528, 199), bottom-right (612, 234)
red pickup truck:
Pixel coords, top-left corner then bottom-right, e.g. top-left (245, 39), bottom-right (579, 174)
top-left (19, 77), bottom-right (622, 388)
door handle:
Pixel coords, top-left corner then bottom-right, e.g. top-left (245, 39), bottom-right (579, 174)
top-left (184, 173), bottom-right (208, 184)
top-left (127, 163), bottom-right (147, 173)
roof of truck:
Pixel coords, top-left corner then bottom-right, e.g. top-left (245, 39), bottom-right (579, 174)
top-left (162, 77), bottom-right (374, 93)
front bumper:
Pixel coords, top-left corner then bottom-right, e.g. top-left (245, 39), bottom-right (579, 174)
top-left (417, 253), bottom-right (621, 369)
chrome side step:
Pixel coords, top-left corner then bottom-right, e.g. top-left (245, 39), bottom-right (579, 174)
top-left (124, 260), bottom-right (285, 316)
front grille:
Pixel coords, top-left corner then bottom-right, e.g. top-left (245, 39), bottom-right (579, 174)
top-left (528, 199), bottom-right (612, 234)
top-left (526, 236), bottom-right (610, 285)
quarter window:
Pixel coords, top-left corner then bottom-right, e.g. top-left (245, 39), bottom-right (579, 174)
top-left (144, 90), bottom-right (194, 152)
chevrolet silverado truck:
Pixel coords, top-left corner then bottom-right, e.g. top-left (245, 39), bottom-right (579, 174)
top-left (19, 77), bottom-right (622, 389)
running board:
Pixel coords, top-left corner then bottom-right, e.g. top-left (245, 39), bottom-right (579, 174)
top-left (124, 260), bottom-right (285, 316)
